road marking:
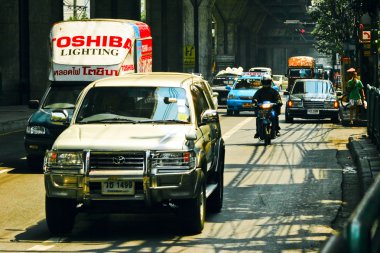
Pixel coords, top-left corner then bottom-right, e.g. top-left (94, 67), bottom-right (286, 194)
top-left (0, 168), bottom-right (13, 174)
top-left (27, 237), bottom-right (67, 251)
top-left (223, 117), bottom-right (253, 141)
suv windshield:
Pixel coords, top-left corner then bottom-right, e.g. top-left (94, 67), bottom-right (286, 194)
top-left (43, 86), bottom-right (83, 109)
top-left (292, 81), bottom-right (334, 94)
top-left (76, 86), bottom-right (191, 124)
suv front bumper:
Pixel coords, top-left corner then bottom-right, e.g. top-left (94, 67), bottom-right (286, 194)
top-left (44, 165), bottom-right (202, 207)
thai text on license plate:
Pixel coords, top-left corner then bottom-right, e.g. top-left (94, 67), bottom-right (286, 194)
top-left (101, 180), bottom-right (135, 195)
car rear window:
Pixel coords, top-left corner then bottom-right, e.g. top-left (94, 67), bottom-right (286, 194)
top-left (292, 81), bottom-right (333, 94)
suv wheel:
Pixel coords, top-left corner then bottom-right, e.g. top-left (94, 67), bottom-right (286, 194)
top-left (226, 109), bottom-right (232, 116)
top-left (45, 196), bottom-right (77, 235)
top-left (180, 178), bottom-right (206, 234)
top-left (233, 110), bottom-right (240, 116)
top-left (208, 149), bottom-right (224, 213)
top-left (331, 113), bottom-right (340, 123)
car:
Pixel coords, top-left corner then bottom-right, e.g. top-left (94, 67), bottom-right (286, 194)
top-left (226, 74), bottom-right (280, 116)
top-left (272, 74), bottom-right (288, 90)
top-left (284, 79), bottom-right (341, 123)
top-left (24, 83), bottom-right (85, 168)
top-left (212, 71), bottom-right (241, 106)
top-left (248, 67), bottom-right (272, 76)
top-left (43, 72), bottom-right (225, 235)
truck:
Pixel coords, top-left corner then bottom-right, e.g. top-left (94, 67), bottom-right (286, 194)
top-left (24, 19), bottom-right (152, 169)
top-left (286, 56), bottom-right (315, 91)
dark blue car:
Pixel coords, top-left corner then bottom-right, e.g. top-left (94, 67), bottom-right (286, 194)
top-left (24, 83), bottom-right (85, 168)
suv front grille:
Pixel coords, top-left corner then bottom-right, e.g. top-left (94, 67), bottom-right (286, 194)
top-left (89, 152), bottom-right (145, 170)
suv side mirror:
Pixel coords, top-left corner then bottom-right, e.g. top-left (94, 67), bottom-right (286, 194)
top-left (28, 100), bottom-right (39, 109)
top-left (200, 109), bottom-right (218, 124)
top-left (51, 109), bottom-right (69, 125)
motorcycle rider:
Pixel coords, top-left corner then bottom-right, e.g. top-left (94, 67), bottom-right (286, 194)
top-left (252, 74), bottom-right (283, 138)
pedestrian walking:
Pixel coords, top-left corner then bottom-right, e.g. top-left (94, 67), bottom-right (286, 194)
top-left (346, 70), bottom-right (366, 125)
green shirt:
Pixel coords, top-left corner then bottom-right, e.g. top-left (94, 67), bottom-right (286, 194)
top-left (347, 78), bottom-right (364, 100)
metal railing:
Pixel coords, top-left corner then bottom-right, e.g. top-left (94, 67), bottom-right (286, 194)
top-left (321, 84), bottom-right (380, 253)
top-left (321, 174), bottom-right (380, 253)
top-left (367, 84), bottom-right (380, 151)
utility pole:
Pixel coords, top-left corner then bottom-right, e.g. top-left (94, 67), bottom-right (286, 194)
top-left (73, 0), bottom-right (77, 19)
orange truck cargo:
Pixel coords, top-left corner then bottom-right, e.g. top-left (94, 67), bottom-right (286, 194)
top-left (287, 56), bottom-right (315, 91)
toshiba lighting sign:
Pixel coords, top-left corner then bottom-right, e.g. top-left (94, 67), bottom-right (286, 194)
top-left (49, 20), bottom-right (136, 81)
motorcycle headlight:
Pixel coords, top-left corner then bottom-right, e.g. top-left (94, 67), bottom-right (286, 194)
top-left (152, 151), bottom-right (196, 168)
top-left (45, 151), bottom-right (83, 168)
top-left (26, 126), bottom-right (46, 135)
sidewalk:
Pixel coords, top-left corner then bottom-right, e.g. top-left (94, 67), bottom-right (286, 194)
top-left (0, 105), bottom-right (34, 134)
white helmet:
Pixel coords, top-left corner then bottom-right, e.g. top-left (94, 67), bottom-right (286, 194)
top-left (261, 74), bottom-right (272, 86)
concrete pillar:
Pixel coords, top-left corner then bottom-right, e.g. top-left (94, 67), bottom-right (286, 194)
top-left (198, 0), bottom-right (215, 81)
top-left (90, 0), bottom-right (140, 20)
top-left (0, 0), bottom-right (21, 105)
top-left (226, 22), bottom-right (236, 55)
top-left (0, 0), bottom-right (63, 105)
top-left (29, 0), bottom-right (63, 101)
top-left (183, 0), bottom-right (195, 73)
top-left (146, 0), bottom-right (183, 72)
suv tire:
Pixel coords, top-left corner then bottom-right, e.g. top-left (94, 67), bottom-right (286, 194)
top-left (45, 196), bottom-right (77, 235)
top-left (27, 155), bottom-right (43, 170)
top-left (208, 150), bottom-right (224, 213)
top-left (285, 111), bottom-right (293, 123)
top-left (180, 176), bottom-right (206, 234)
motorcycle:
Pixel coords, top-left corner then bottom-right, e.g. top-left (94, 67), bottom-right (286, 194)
top-left (254, 100), bottom-right (277, 146)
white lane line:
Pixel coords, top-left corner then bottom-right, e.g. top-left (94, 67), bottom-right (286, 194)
top-left (223, 117), bottom-right (253, 141)
top-left (27, 237), bottom-right (67, 251)
top-left (0, 168), bottom-right (13, 174)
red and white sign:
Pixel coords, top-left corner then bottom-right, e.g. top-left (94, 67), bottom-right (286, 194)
top-left (49, 20), bottom-right (152, 81)
top-left (362, 31), bottom-right (371, 41)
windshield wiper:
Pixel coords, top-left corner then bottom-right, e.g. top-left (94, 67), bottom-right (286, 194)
top-left (138, 119), bottom-right (189, 124)
top-left (78, 118), bottom-right (138, 124)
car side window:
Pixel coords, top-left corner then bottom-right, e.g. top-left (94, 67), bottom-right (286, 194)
top-left (191, 85), bottom-right (211, 123)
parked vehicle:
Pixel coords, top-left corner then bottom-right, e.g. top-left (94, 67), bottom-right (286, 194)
top-left (226, 74), bottom-right (279, 116)
top-left (43, 72), bottom-right (225, 235)
top-left (254, 101), bottom-right (277, 146)
top-left (25, 19), bottom-right (152, 169)
top-left (287, 56), bottom-right (315, 91)
top-left (284, 79), bottom-right (341, 123)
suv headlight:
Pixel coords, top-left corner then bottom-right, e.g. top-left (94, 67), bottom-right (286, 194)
top-left (324, 100), bottom-right (339, 108)
top-left (45, 151), bottom-right (83, 168)
top-left (26, 126), bottom-right (46, 135)
top-left (152, 151), bottom-right (196, 168)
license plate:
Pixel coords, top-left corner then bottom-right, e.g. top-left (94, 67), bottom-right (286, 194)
top-left (242, 103), bottom-right (252, 108)
top-left (307, 109), bottom-right (319, 115)
top-left (101, 180), bottom-right (135, 195)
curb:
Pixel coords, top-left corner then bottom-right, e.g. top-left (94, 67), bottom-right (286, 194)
top-left (348, 135), bottom-right (379, 196)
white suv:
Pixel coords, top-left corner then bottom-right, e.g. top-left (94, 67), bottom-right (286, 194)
top-left (43, 72), bottom-right (225, 235)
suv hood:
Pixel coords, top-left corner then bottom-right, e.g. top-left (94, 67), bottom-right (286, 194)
top-left (53, 124), bottom-right (195, 151)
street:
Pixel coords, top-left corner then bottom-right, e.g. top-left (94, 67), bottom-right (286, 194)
top-left (0, 106), bottom-right (366, 252)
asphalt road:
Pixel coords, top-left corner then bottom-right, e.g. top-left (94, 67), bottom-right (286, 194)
top-left (0, 107), bottom-right (366, 252)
